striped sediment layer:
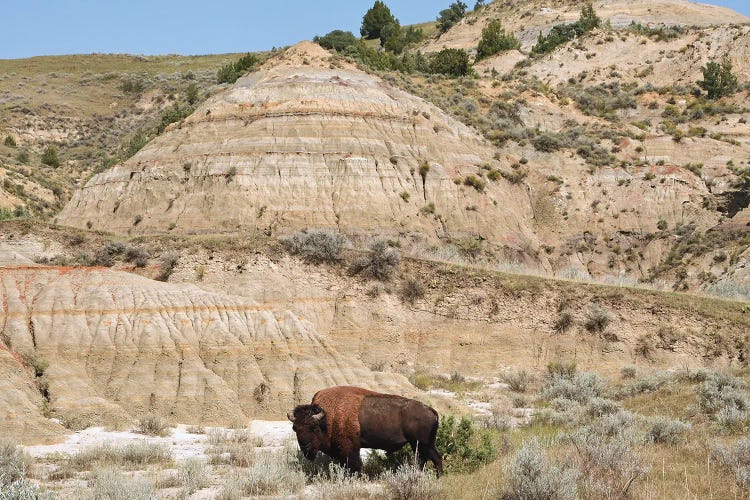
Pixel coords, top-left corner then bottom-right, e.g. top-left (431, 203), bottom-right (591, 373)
top-left (0, 263), bottom-right (412, 443)
top-left (58, 41), bottom-right (537, 254)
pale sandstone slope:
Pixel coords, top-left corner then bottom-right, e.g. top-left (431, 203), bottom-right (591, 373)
top-left (512, 25), bottom-right (750, 85)
top-left (58, 42), bottom-right (537, 256)
top-left (0, 260), bottom-right (413, 444)
top-left (423, 0), bottom-right (749, 53)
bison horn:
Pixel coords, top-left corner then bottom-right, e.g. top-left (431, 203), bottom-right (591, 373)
top-left (312, 411), bottom-right (325, 421)
top-left (287, 412), bottom-right (295, 422)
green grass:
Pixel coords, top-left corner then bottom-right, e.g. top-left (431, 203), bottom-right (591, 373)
top-left (0, 53), bottom-right (242, 76)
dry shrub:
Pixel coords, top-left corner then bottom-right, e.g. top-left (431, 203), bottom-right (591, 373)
top-left (0, 442), bottom-right (26, 487)
top-left (382, 464), bottom-right (443, 500)
top-left (502, 438), bottom-right (578, 500)
top-left (350, 240), bottom-right (400, 280)
top-left (218, 450), bottom-right (305, 499)
top-left (156, 252), bottom-right (179, 281)
top-left (541, 372), bottom-right (604, 403)
top-left (285, 229), bottom-right (346, 264)
top-left (546, 360), bottom-right (577, 379)
top-left (309, 462), bottom-right (374, 499)
top-left (647, 417), bottom-right (691, 445)
top-left (178, 458), bottom-right (207, 495)
top-left (695, 372), bottom-right (748, 429)
top-left (70, 442), bottom-right (171, 470)
top-left (135, 414), bottom-right (171, 437)
top-left (399, 277), bottom-right (426, 304)
top-left (89, 467), bottom-right (154, 500)
top-left (501, 369), bottom-right (533, 393)
top-left (634, 333), bottom-right (655, 359)
top-left (207, 429), bottom-right (259, 467)
top-left (713, 438), bottom-right (750, 489)
top-left (570, 421), bottom-right (648, 498)
top-left (584, 305), bottom-right (611, 333)
top-left (553, 310), bottom-right (574, 334)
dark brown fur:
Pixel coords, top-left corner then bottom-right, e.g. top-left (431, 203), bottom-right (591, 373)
top-left (289, 386), bottom-right (443, 475)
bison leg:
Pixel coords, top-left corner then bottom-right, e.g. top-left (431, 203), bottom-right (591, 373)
top-left (412, 441), bottom-right (443, 477)
top-left (427, 446), bottom-right (444, 477)
top-left (344, 449), bottom-right (362, 474)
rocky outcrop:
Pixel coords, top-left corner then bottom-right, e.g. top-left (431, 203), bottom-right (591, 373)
top-left (0, 261), bottom-right (413, 443)
top-left (57, 42), bottom-right (537, 256)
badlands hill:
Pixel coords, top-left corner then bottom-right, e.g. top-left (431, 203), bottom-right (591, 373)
top-left (57, 42), bottom-right (537, 259)
top-left (0, 244), bottom-right (412, 443)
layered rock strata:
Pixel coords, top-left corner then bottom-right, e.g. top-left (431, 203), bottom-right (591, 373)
top-left (0, 262), bottom-right (412, 443)
top-left (58, 43), bottom-right (537, 255)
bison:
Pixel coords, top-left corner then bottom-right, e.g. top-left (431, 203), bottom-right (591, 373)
top-left (288, 386), bottom-right (443, 476)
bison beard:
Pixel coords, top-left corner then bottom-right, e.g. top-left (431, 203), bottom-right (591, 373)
top-left (288, 386), bottom-right (443, 476)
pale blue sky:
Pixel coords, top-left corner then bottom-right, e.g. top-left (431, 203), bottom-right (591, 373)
top-left (1, 1), bottom-right (748, 59)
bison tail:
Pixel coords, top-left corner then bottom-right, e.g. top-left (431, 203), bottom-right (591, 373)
top-left (429, 410), bottom-right (439, 446)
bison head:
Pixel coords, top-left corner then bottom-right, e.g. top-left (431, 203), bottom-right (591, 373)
top-left (288, 404), bottom-right (328, 460)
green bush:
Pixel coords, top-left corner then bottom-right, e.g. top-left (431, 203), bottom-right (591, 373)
top-left (381, 21), bottom-right (406, 53)
top-left (378, 22), bottom-right (422, 54)
top-left (435, 415), bottom-right (496, 473)
top-left (41, 146), bottom-right (60, 167)
top-left (217, 53), bottom-right (258, 84)
top-left (185, 83), bottom-right (199, 105)
top-left (3, 135), bottom-right (16, 147)
top-left (15, 150), bottom-right (29, 164)
top-left (345, 40), bottom-right (431, 74)
top-left (463, 175), bottom-right (485, 192)
top-left (698, 58), bottom-right (738, 99)
top-left (532, 3), bottom-right (600, 54)
top-left (476, 19), bottom-right (520, 61)
top-left (314, 30), bottom-right (358, 52)
top-left (124, 131), bottom-right (149, 158)
top-left (430, 48), bottom-right (471, 77)
top-left (361, 1), bottom-right (397, 40)
top-left (532, 132), bottom-right (564, 152)
top-left (563, 82), bottom-right (637, 119)
top-left (120, 78), bottom-right (145, 94)
top-left (628, 21), bottom-right (685, 42)
top-left (157, 104), bottom-right (191, 134)
top-left (437, 1), bottom-right (468, 34)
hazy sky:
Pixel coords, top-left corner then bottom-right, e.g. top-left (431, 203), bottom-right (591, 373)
top-left (2, 0), bottom-right (748, 59)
